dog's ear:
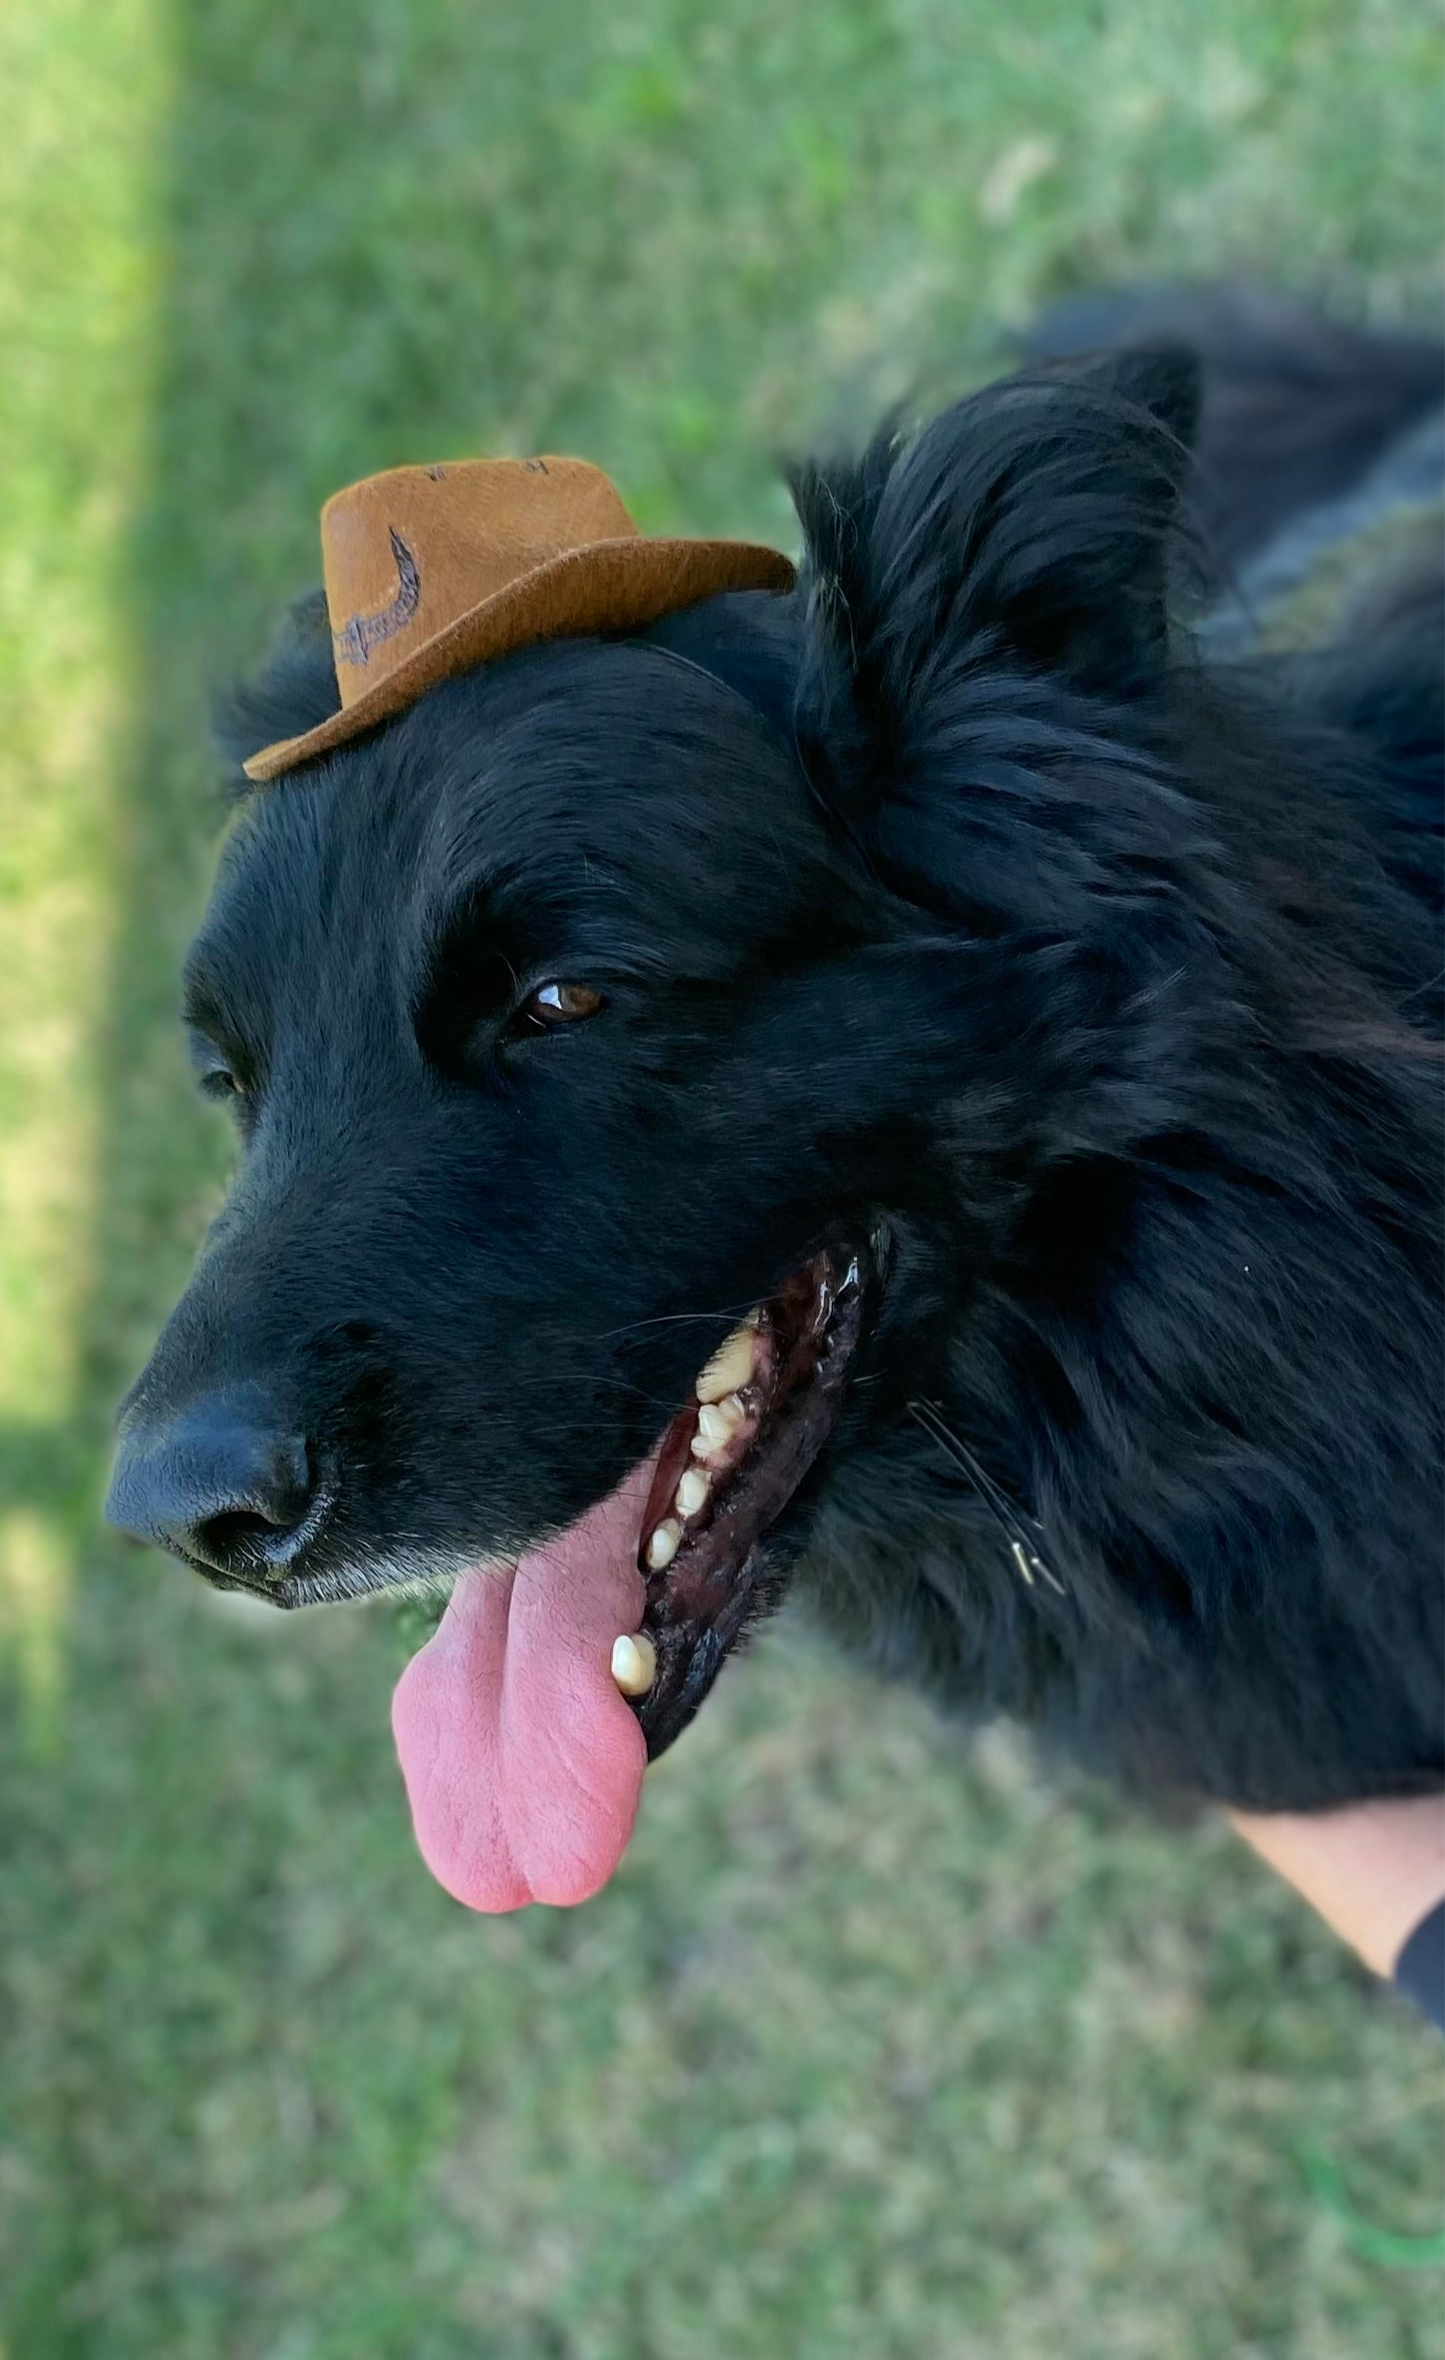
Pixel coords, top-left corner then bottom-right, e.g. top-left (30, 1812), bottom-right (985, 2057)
top-left (212, 589), bottom-right (340, 795)
top-left (789, 351), bottom-right (1201, 824)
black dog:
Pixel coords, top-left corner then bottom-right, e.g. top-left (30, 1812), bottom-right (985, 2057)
top-left (108, 293), bottom-right (1443, 1899)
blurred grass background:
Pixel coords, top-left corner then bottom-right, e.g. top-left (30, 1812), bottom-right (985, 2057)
top-left (2, 2), bottom-right (1443, 2354)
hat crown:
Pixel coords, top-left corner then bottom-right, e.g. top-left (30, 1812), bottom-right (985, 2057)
top-left (320, 458), bottom-right (638, 705)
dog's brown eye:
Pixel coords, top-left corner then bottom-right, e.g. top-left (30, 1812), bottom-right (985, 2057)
top-left (513, 982), bottom-right (605, 1035)
top-left (200, 1067), bottom-right (245, 1103)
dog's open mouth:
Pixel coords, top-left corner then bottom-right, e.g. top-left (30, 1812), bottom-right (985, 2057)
top-left (629, 1245), bottom-right (866, 1759)
top-left (391, 1240), bottom-right (871, 1913)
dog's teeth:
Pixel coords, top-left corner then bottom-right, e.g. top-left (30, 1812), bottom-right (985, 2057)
top-left (675, 1467), bottom-right (711, 1518)
top-left (696, 1323), bottom-right (757, 1404)
top-left (611, 1632), bottom-right (657, 1697)
top-left (690, 1393), bottom-right (749, 1462)
top-left (645, 1519), bottom-right (682, 1572)
top-left (695, 1399), bottom-right (742, 1449)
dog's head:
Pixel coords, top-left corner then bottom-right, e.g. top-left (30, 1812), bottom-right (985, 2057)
top-left (107, 353), bottom-right (1201, 1902)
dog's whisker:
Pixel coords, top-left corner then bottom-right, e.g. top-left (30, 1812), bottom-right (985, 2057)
top-left (597, 1308), bottom-right (759, 1342)
top-left (908, 1400), bottom-right (1066, 1598)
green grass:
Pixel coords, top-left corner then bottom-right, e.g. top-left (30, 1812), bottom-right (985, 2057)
top-left (3, 2), bottom-right (1444, 2354)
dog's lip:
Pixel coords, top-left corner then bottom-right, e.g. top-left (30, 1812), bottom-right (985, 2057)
top-left (202, 1554), bottom-right (448, 1612)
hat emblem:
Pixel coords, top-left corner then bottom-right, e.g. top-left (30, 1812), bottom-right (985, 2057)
top-left (332, 529), bottom-right (421, 670)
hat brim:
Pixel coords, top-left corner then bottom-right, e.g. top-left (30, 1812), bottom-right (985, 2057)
top-left (243, 535), bottom-right (797, 782)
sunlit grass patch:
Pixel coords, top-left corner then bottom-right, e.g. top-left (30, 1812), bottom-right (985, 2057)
top-left (0, 1508), bottom-right (72, 1741)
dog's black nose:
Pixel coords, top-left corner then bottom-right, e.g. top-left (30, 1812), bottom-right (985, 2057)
top-left (105, 1392), bottom-right (323, 1581)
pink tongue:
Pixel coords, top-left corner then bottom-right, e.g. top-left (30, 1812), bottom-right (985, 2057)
top-left (391, 1459), bottom-right (652, 1912)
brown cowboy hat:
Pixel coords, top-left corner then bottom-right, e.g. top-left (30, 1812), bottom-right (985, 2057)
top-left (244, 456), bottom-right (797, 782)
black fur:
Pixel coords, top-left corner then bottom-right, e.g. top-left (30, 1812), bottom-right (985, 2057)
top-left (111, 298), bottom-right (1444, 1811)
